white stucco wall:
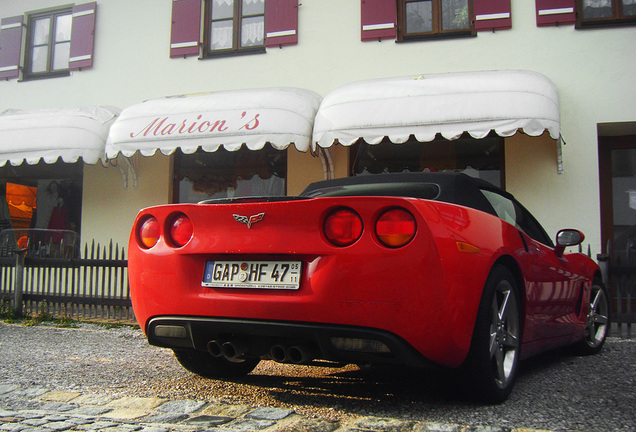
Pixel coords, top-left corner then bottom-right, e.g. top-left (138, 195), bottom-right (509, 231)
top-left (1, 0), bottom-right (635, 254)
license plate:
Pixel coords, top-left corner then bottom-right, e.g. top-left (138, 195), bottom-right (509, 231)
top-left (202, 260), bottom-right (301, 290)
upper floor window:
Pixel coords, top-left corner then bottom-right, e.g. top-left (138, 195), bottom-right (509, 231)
top-left (0, 2), bottom-right (97, 81)
top-left (576, 0), bottom-right (636, 27)
top-left (397, 0), bottom-right (475, 41)
top-left (204, 0), bottom-right (266, 56)
top-left (170, 0), bottom-right (298, 58)
top-left (25, 8), bottom-right (72, 79)
top-left (362, 0), bottom-right (509, 42)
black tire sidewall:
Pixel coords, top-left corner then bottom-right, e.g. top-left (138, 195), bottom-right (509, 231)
top-left (173, 349), bottom-right (260, 379)
top-left (466, 265), bottom-right (521, 404)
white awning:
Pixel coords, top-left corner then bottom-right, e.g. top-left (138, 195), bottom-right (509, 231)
top-left (105, 87), bottom-right (322, 158)
top-left (313, 70), bottom-right (561, 148)
top-left (0, 106), bottom-right (120, 167)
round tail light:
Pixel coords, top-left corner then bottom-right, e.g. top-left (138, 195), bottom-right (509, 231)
top-left (375, 208), bottom-right (416, 248)
top-left (324, 208), bottom-right (363, 247)
top-left (169, 214), bottom-right (193, 248)
top-left (139, 216), bottom-right (160, 249)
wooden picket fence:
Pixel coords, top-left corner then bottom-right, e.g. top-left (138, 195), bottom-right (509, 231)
top-left (0, 239), bottom-right (132, 322)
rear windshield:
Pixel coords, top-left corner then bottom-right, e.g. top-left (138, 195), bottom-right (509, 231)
top-left (301, 182), bottom-right (440, 200)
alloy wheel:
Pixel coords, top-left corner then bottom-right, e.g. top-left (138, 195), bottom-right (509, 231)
top-left (584, 284), bottom-right (609, 349)
top-left (489, 280), bottom-right (520, 389)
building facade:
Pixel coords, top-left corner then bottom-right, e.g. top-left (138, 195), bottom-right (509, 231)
top-left (0, 0), bottom-right (635, 259)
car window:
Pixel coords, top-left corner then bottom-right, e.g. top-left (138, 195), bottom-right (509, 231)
top-left (480, 189), bottom-right (553, 247)
top-left (480, 190), bottom-right (517, 226)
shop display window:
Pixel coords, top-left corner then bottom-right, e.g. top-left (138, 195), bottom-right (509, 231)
top-left (174, 145), bottom-right (286, 203)
top-left (351, 135), bottom-right (503, 188)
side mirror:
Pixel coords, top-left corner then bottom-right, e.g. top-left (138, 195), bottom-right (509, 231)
top-left (555, 229), bottom-right (585, 257)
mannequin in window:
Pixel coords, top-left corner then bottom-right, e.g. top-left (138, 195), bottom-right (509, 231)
top-left (45, 181), bottom-right (69, 245)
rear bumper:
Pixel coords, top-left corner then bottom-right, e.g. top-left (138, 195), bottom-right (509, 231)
top-left (147, 316), bottom-right (439, 369)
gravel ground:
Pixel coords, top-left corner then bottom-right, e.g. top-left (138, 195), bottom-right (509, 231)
top-left (0, 322), bottom-right (634, 432)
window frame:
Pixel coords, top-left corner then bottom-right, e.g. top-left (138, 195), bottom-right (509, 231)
top-left (575, 0), bottom-right (636, 28)
top-left (203, 0), bottom-right (266, 58)
top-left (23, 6), bottom-right (73, 80)
top-left (396, 0), bottom-right (476, 42)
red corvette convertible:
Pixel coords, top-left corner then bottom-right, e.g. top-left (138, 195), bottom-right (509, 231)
top-left (128, 172), bottom-right (609, 403)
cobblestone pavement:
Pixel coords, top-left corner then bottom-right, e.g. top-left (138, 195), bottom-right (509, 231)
top-left (0, 384), bottom-right (552, 432)
top-left (2, 323), bottom-right (635, 432)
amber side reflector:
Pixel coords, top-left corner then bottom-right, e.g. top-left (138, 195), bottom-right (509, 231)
top-left (456, 242), bottom-right (480, 253)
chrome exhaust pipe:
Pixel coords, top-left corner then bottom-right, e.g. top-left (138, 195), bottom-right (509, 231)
top-left (270, 345), bottom-right (288, 363)
top-left (287, 345), bottom-right (315, 364)
top-left (221, 340), bottom-right (249, 359)
top-left (207, 340), bottom-right (223, 357)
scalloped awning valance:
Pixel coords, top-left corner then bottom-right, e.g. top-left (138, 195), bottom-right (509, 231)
top-left (105, 87), bottom-right (322, 159)
top-left (312, 70), bottom-right (562, 172)
top-left (0, 106), bottom-right (120, 167)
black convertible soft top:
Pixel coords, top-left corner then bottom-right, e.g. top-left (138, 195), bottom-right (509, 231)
top-left (300, 172), bottom-right (507, 218)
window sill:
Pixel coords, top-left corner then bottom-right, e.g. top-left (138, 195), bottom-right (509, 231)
top-left (576, 17), bottom-right (636, 29)
top-left (19, 70), bottom-right (71, 82)
top-left (396, 30), bottom-right (476, 43)
top-left (201, 46), bottom-right (266, 60)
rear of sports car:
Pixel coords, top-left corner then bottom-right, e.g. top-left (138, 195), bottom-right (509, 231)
top-left (128, 195), bottom-right (503, 372)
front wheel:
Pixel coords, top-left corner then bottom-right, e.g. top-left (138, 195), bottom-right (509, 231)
top-left (173, 349), bottom-right (260, 379)
top-left (573, 279), bottom-right (610, 355)
top-left (465, 266), bottom-right (521, 404)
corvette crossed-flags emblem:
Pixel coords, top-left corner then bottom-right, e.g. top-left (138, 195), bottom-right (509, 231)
top-left (233, 213), bottom-right (265, 229)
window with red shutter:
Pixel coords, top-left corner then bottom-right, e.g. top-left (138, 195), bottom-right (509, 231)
top-left (0, 16), bottom-right (24, 80)
top-left (1, 2), bottom-right (98, 80)
top-left (474, 0), bottom-right (511, 31)
top-left (265, 0), bottom-right (298, 47)
top-left (535, 0), bottom-right (576, 26)
top-left (361, 0), bottom-right (397, 41)
top-left (69, 2), bottom-right (96, 70)
top-left (170, 0), bottom-right (202, 58)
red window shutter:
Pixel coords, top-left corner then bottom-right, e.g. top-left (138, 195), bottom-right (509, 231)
top-left (69, 2), bottom-right (96, 70)
top-left (265, 0), bottom-right (298, 47)
top-left (535, 0), bottom-right (575, 26)
top-left (361, 0), bottom-right (396, 41)
top-left (0, 16), bottom-right (23, 80)
top-left (170, 0), bottom-right (201, 58)
top-left (474, 0), bottom-right (512, 31)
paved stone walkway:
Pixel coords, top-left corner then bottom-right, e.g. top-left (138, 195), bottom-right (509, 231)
top-left (0, 385), bottom-right (553, 432)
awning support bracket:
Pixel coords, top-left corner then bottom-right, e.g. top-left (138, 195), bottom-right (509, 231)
top-left (115, 154), bottom-right (138, 189)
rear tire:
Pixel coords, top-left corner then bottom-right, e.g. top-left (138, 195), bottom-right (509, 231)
top-left (465, 266), bottom-right (521, 404)
top-left (173, 349), bottom-right (260, 379)
top-left (573, 279), bottom-right (610, 356)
